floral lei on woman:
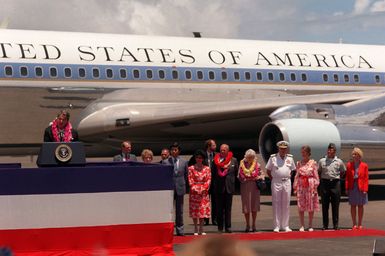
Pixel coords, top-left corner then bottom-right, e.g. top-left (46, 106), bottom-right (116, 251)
top-left (240, 159), bottom-right (256, 177)
top-left (214, 152), bottom-right (233, 177)
top-left (51, 118), bottom-right (73, 142)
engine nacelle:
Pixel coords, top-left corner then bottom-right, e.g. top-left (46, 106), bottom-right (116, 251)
top-left (259, 118), bottom-right (385, 169)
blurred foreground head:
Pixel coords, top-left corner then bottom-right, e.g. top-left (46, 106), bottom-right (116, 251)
top-left (180, 236), bottom-right (256, 256)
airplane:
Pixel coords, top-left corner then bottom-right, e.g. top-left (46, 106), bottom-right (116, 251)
top-left (1, 29), bottom-right (385, 168)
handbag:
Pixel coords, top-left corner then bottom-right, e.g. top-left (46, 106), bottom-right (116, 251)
top-left (256, 179), bottom-right (266, 191)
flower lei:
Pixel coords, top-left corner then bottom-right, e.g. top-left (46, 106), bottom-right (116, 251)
top-left (214, 152), bottom-right (233, 177)
top-left (240, 159), bottom-right (256, 177)
top-left (51, 119), bottom-right (73, 142)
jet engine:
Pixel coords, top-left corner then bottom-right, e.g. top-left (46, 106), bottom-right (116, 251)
top-left (259, 118), bottom-right (385, 169)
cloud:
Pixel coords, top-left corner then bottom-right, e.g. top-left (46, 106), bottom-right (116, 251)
top-left (353, 0), bottom-right (371, 14)
top-left (1, 0), bottom-right (385, 44)
top-left (0, 0), bottom-right (301, 39)
top-left (370, 0), bottom-right (385, 12)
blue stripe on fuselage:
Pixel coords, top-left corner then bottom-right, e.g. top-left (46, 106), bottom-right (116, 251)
top-left (0, 62), bottom-right (384, 85)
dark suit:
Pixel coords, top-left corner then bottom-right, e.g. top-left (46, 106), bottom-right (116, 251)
top-left (162, 157), bottom-right (188, 235)
top-left (113, 153), bottom-right (137, 162)
top-left (43, 125), bottom-right (79, 142)
top-left (215, 157), bottom-right (238, 231)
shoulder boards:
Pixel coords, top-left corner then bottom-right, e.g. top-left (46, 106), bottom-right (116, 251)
top-left (287, 154), bottom-right (293, 157)
top-left (270, 154), bottom-right (276, 157)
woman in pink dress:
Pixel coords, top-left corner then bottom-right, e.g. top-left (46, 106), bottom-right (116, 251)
top-left (238, 149), bottom-right (264, 232)
top-left (293, 145), bottom-right (320, 232)
top-left (188, 149), bottom-right (211, 235)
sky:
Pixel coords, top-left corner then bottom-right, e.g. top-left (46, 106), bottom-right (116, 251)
top-left (1, 0), bottom-right (385, 44)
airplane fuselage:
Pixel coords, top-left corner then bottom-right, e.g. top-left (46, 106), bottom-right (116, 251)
top-left (1, 29), bottom-right (385, 157)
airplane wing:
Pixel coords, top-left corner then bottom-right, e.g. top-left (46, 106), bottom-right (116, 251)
top-left (75, 87), bottom-right (384, 155)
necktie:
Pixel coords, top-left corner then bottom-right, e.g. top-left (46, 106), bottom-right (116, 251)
top-left (209, 153), bottom-right (213, 168)
top-left (173, 158), bottom-right (178, 172)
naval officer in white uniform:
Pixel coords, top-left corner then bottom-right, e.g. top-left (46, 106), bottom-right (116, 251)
top-left (266, 141), bottom-right (296, 232)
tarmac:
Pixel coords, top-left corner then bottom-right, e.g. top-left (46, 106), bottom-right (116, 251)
top-left (1, 155), bottom-right (385, 255)
top-left (173, 170), bottom-right (385, 255)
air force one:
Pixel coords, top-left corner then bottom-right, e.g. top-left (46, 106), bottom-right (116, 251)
top-left (1, 29), bottom-right (385, 167)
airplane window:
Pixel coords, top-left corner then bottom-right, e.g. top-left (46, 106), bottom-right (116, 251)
top-left (354, 74), bottom-right (359, 83)
top-left (234, 71), bottom-right (240, 81)
top-left (245, 71), bottom-right (251, 81)
top-left (20, 66), bottom-right (28, 77)
top-left (256, 72), bottom-right (262, 81)
top-left (78, 68), bottom-right (86, 78)
top-left (120, 69), bottom-right (127, 79)
top-left (158, 70), bottom-right (165, 79)
top-left (279, 73), bottom-right (285, 81)
top-left (64, 67), bottom-right (72, 78)
top-left (333, 74), bottom-right (339, 82)
top-left (133, 69), bottom-right (140, 79)
top-left (185, 70), bottom-right (192, 80)
top-left (35, 67), bottom-right (43, 77)
top-left (106, 69), bottom-right (113, 78)
top-left (50, 67), bottom-right (58, 77)
top-left (146, 69), bottom-right (153, 79)
top-left (92, 68), bottom-right (100, 78)
top-left (268, 72), bottom-right (274, 81)
top-left (290, 73), bottom-right (296, 81)
top-left (172, 70), bottom-right (179, 80)
top-left (301, 73), bottom-right (307, 82)
top-left (323, 74), bottom-right (328, 82)
top-left (4, 66), bottom-right (13, 76)
top-left (197, 70), bottom-right (203, 80)
top-left (375, 75), bottom-right (380, 84)
top-left (208, 71), bottom-right (215, 80)
top-left (221, 71), bottom-right (227, 80)
top-left (344, 74), bottom-right (349, 83)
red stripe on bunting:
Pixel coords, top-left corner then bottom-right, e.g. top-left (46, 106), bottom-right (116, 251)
top-left (173, 228), bottom-right (385, 244)
top-left (0, 223), bottom-right (174, 256)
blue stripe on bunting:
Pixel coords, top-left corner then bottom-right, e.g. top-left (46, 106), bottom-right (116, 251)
top-left (0, 164), bottom-right (174, 195)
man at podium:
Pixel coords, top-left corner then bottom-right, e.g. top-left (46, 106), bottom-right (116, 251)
top-left (44, 110), bottom-right (79, 142)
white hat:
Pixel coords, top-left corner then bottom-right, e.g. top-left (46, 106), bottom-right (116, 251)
top-left (277, 140), bottom-right (289, 148)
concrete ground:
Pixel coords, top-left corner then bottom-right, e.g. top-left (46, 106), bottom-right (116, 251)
top-left (174, 170), bottom-right (385, 256)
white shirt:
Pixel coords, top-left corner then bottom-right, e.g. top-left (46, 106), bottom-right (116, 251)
top-left (266, 154), bottom-right (296, 179)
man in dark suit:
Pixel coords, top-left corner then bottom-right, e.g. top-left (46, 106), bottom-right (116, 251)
top-left (44, 110), bottom-right (79, 142)
top-left (113, 141), bottom-right (137, 161)
top-left (204, 139), bottom-right (218, 225)
top-left (162, 142), bottom-right (188, 236)
top-left (214, 144), bottom-right (238, 233)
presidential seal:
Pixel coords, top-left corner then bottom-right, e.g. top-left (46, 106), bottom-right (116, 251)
top-left (55, 144), bottom-right (73, 163)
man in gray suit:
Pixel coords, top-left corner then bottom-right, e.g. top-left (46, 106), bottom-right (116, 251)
top-left (113, 141), bottom-right (137, 162)
top-left (162, 142), bottom-right (188, 236)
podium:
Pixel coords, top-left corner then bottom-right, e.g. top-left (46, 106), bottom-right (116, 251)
top-left (36, 142), bottom-right (86, 167)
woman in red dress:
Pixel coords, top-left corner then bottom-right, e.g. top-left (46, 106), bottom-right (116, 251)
top-left (188, 150), bottom-right (211, 235)
top-left (293, 145), bottom-right (320, 232)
